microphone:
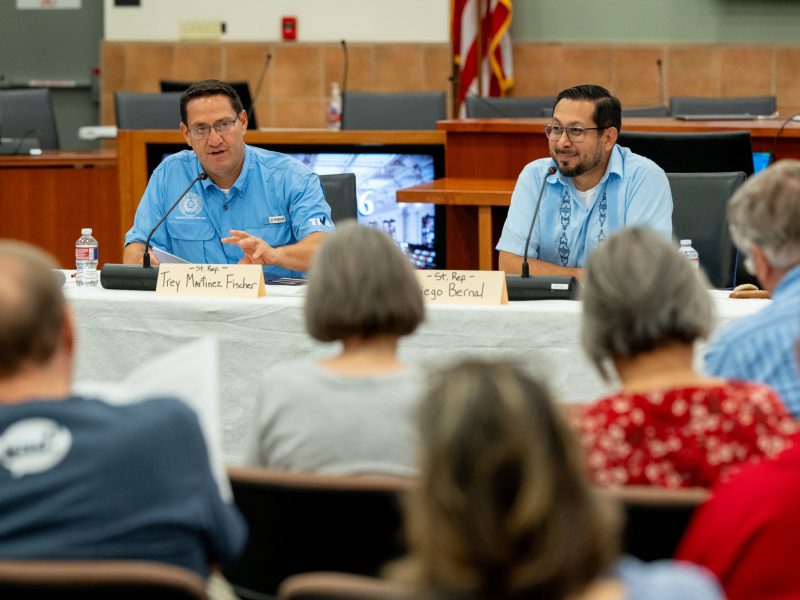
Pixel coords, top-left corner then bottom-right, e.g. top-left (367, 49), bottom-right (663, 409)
top-left (143, 172), bottom-right (207, 268)
top-left (656, 59), bottom-right (665, 108)
top-left (340, 40), bottom-right (348, 125)
top-left (506, 165), bottom-right (579, 301)
top-left (246, 52), bottom-right (272, 128)
top-left (101, 172), bottom-right (207, 291)
top-left (521, 166), bottom-right (556, 278)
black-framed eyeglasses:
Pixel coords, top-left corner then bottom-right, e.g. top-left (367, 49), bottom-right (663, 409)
top-left (186, 118), bottom-right (239, 139)
top-left (544, 124), bottom-right (607, 142)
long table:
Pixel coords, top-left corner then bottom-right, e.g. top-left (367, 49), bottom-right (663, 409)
top-left (64, 283), bottom-right (768, 465)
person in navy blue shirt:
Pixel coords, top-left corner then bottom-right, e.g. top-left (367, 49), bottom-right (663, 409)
top-left (124, 80), bottom-right (333, 279)
top-left (0, 240), bottom-right (246, 576)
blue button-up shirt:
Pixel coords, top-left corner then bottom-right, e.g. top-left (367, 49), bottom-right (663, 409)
top-left (125, 145), bottom-right (333, 278)
top-left (705, 265), bottom-right (800, 417)
top-left (496, 145), bottom-right (673, 267)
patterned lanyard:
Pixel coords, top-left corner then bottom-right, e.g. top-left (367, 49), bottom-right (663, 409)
top-left (557, 184), bottom-right (608, 267)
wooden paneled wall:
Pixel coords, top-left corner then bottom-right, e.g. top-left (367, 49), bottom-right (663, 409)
top-left (101, 41), bottom-right (800, 129)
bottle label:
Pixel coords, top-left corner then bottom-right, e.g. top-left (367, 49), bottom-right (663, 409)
top-left (76, 246), bottom-right (98, 261)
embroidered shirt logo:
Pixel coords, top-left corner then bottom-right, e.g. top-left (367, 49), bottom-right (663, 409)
top-left (179, 192), bottom-right (204, 217)
top-left (268, 216), bottom-right (286, 224)
top-left (0, 418), bottom-right (72, 478)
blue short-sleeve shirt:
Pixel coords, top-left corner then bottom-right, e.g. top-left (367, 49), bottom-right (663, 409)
top-left (496, 145), bottom-right (673, 268)
top-left (125, 145), bottom-right (333, 278)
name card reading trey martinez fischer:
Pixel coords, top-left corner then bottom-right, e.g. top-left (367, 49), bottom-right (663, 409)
top-left (416, 270), bottom-right (508, 305)
top-left (156, 264), bottom-right (266, 298)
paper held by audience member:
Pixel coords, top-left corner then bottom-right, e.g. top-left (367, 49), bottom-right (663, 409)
top-left (152, 246), bottom-right (189, 264)
top-left (72, 337), bottom-right (231, 502)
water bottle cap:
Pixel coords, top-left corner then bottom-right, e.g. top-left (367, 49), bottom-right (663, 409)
top-left (81, 228), bottom-right (92, 235)
top-left (680, 239), bottom-right (691, 245)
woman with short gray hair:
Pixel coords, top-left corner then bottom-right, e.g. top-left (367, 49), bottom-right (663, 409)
top-left (576, 227), bottom-right (795, 489)
top-left (246, 222), bottom-right (425, 475)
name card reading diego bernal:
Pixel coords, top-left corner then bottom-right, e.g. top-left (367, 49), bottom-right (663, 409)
top-left (416, 270), bottom-right (508, 305)
top-left (156, 264), bottom-right (266, 298)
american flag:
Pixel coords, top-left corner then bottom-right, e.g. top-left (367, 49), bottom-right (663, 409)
top-left (452, 0), bottom-right (514, 116)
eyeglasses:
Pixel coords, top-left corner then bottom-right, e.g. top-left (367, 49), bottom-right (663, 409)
top-left (544, 124), bottom-right (607, 142)
top-left (186, 118), bottom-right (239, 139)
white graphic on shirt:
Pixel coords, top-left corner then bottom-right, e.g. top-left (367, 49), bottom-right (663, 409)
top-left (268, 216), bottom-right (286, 224)
top-left (307, 216), bottom-right (330, 227)
top-left (179, 192), bottom-right (204, 217)
top-left (0, 418), bottom-right (72, 478)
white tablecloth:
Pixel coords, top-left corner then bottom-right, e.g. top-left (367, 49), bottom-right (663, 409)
top-left (65, 283), bottom-right (769, 464)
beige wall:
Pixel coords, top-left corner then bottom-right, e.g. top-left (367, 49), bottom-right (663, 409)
top-left (102, 41), bottom-right (800, 129)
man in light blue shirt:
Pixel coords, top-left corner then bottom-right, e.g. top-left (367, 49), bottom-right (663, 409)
top-left (124, 80), bottom-right (333, 278)
top-left (705, 160), bottom-right (800, 417)
top-left (497, 84), bottom-right (672, 278)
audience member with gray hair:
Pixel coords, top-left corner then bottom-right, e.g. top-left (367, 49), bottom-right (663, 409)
top-left (246, 222), bottom-right (425, 475)
top-left (576, 227), bottom-right (795, 489)
top-left (705, 159), bottom-right (800, 417)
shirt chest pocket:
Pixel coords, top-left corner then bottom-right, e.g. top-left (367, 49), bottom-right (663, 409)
top-left (166, 220), bottom-right (218, 262)
top-left (244, 222), bottom-right (293, 248)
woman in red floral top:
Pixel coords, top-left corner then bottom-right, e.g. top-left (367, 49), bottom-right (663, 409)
top-left (576, 227), bottom-right (796, 489)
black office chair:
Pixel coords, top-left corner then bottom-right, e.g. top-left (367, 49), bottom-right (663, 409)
top-left (0, 560), bottom-right (208, 599)
top-left (342, 92), bottom-right (446, 130)
top-left (223, 467), bottom-right (411, 599)
top-left (466, 95), bottom-right (556, 118)
top-left (160, 80), bottom-right (259, 130)
top-left (115, 92), bottom-right (183, 129)
top-left (668, 171), bottom-right (748, 289)
top-left (0, 88), bottom-right (60, 149)
top-left (621, 105), bottom-right (670, 117)
top-left (542, 105), bottom-right (670, 119)
top-left (319, 173), bottom-right (357, 224)
top-left (618, 130), bottom-right (754, 176)
top-left (599, 485), bottom-right (710, 562)
top-left (670, 95), bottom-right (777, 117)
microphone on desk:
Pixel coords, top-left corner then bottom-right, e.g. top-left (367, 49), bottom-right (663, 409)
top-left (247, 52), bottom-right (272, 128)
top-left (506, 165), bottom-right (579, 301)
top-left (100, 172), bottom-right (207, 291)
top-left (143, 172), bottom-right (207, 268)
top-left (340, 40), bottom-right (349, 126)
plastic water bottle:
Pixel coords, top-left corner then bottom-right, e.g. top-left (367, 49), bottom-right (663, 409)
top-left (678, 239), bottom-right (699, 269)
top-left (75, 227), bottom-right (99, 287)
top-left (327, 82), bottom-right (342, 130)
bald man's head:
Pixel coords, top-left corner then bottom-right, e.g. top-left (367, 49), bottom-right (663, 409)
top-left (0, 241), bottom-right (66, 379)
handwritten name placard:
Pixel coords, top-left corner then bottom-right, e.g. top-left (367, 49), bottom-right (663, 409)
top-left (156, 264), bottom-right (266, 298)
top-left (416, 270), bottom-right (508, 305)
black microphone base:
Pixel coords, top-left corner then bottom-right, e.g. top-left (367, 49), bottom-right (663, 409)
top-left (506, 275), bottom-right (580, 301)
top-left (100, 264), bottom-right (159, 291)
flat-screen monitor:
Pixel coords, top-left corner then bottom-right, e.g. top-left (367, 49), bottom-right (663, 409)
top-left (159, 80), bottom-right (258, 130)
top-left (144, 142), bottom-right (446, 269)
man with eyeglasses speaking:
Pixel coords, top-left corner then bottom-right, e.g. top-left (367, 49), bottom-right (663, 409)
top-left (123, 80), bottom-right (332, 278)
top-left (497, 84), bottom-right (672, 279)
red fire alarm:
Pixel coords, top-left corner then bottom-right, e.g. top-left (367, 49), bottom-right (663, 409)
top-left (282, 16), bottom-right (297, 41)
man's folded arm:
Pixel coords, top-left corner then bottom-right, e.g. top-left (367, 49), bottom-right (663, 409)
top-left (498, 250), bottom-right (584, 279)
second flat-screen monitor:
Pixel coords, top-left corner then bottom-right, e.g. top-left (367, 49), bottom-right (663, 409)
top-left (144, 142), bottom-right (445, 269)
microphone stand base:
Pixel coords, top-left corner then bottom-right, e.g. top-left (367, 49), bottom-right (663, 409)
top-left (100, 264), bottom-right (159, 291)
top-left (506, 275), bottom-right (580, 301)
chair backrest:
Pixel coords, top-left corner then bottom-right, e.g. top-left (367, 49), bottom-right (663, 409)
top-left (670, 95), bottom-right (777, 116)
top-left (319, 173), bottom-right (358, 224)
top-left (115, 92), bottom-right (183, 129)
top-left (160, 80), bottom-right (259, 129)
top-left (0, 88), bottom-right (60, 149)
top-left (465, 95), bottom-right (556, 118)
top-left (599, 485), bottom-right (710, 562)
top-left (617, 130), bottom-right (754, 176)
top-left (621, 105), bottom-right (671, 118)
top-left (279, 572), bottom-right (407, 600)
top-left (0, 560), bottom-right (207, 600)
top-left (342, 92), bottom-right (446, 130)
top-left (223, 467), bottom-right (412, 598)
top-left (668, 171), bottom-right (747, 288)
